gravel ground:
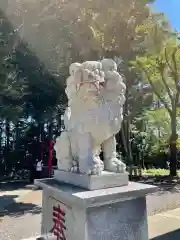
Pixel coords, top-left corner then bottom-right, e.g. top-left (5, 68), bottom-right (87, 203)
top-left (1, 181), bottom-right (180, 240)
top-left (0, 212), bottom-right (41, 240)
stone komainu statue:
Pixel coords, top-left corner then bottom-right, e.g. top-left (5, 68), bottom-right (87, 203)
top-left (54, 59), bottom-right (126, 175)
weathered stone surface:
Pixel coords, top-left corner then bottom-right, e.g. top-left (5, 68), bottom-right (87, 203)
top-left (54, 170), bottom-right (129, 190)
top-left (54, 59), bottom-right (127, 176)
top-left (21, 236), bottom-right (46, 240)
top-left (22, 237), bottom-right (55, 240)
top-left (35, 179), bottom-right (157, 240)
top-left (35, 179), bottom-right (157, 208)
top-left (87, 197), bottom-right (148, 240)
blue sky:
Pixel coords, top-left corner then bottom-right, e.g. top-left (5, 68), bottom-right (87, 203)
top-left (153, 0), bottom-right (180, 31)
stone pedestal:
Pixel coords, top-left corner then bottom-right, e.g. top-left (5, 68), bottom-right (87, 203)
top-left (54, 170), bottom-right (129, 190)
top-left (35, 178), bottom-right (157, 240)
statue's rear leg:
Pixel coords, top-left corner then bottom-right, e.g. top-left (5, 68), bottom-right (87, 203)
top-left (77, 133), bottom-right (104, 175)
top-left (54, 132), bottom-right (73, 172)
top-left (102, 135), bottom-right (126, 173)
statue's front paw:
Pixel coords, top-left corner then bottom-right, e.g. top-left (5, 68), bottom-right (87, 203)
top-left (104, 158), bottom-right (126, 173)
top-left (91, 160), bottom-right (104, 175)
top-left (79, 157), bottom-right (104, 175)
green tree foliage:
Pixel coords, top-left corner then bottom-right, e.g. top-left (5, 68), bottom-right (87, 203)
top-left (0, 9), bottom-right (65, 177)
top-left (2, 0), bottom-right (155, 164)
top-left (1, 1), bottom-right (179, 179)
top-left (132, 31), bottom-right (180, 175)
top-left (145, 108), bottom-right (171, 150)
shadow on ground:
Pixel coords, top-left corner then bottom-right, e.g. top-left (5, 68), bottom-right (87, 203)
top-left (151, 229), bottom-right (180, 240)
top-left (133, 176), bottom-right (180, 195)
top-left (0, 194), bottom-right (41, 218)
top-left (0, 194), bottom-right (18, 210)
top-left (0, 181), bottom-right (37, 191)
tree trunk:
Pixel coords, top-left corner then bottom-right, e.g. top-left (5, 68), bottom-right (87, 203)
top-left (6, 120), bottom-right (10, 151)
top-left (122, 86), bottom-right (133, 165)
top-left (38, 121), bottom-right (44, 160)
top-left (169, 110), bottom-right (177, 177)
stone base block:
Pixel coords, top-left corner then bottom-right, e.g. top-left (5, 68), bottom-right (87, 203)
top-left (35, 178), bottom-right (157, 240)
top-left (22, 237), bottom-right (46, 240)
top-left (22, 235), bottom-right (56, 240)
top-left (54, 170), bottom-right (129, 190)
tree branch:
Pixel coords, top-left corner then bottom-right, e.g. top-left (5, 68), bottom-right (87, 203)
top-left (171, 48), bottom-right (180, 92)
top-left (157, 60), bottom-right (173, 103)
top-left (164, 48), bottom-right (174, 72)
top-left (164, 47), bottom-right (180, 92)
top-left (136, 61), bottom-right (172, 115)
top-left (148, 77), bottom-right (172, 115)
top-left (175, 92), bottom-right (180, 107)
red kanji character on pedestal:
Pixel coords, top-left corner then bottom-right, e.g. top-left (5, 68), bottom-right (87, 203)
top-left (51, 204), bottom-right (67, 240)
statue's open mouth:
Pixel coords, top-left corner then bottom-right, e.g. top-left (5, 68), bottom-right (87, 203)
top-left (76, 81), bottom-right (100, 92)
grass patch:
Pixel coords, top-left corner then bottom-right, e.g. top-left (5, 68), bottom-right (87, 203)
top-left (142, 168), bottom-right (180, 176)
